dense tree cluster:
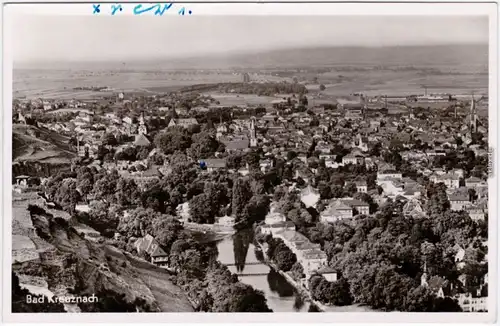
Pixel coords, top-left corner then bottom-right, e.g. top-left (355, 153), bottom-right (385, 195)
top-left (198, 262), bottom-right (272, 312)
top-left (309, 275), bottom-right (353, 306)
top-left (217, 82), bottom-right (308, 96)
top-left (266, 238), bottom-right (297, 272)
top-left (154, 126), bottom-right (192, 155)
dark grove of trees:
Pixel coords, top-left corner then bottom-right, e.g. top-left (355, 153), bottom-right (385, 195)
top-left (309, 275), bottom-right (353, 306)
top-left (217, 82), bottom-right (308, 96)
top-left (266, 238), bottom-right (297, 272)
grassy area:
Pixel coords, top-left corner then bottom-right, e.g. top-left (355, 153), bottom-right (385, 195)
top-left (204, 92), bottom-right (278, 107)
top-left (13, 124), bottom-right (75, 162)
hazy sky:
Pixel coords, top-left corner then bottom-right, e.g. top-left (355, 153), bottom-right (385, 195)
top-left (12, 15), bottom-right (488, 62)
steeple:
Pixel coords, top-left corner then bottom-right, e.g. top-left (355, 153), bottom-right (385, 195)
top-left (138, 112), bottom-right (147, 135)
top-left (421, 261), bottom-right (428, 287)
top-left (470, 94), bottom-right (477, 133)
top-left (249, 117), bottom-right (257, 147)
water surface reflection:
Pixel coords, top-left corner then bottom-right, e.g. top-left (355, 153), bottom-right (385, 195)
top-left (214, 229), bottom-right (309, 312)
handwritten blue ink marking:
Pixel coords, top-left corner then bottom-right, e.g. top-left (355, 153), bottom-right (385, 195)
top-left (133, 3), bottom-right (173, 16)
top-left (178, 7), bottom-right (192, 15)
top-left (111, 4), bottom-right (123, 15)
top-left (92, 4), bottom-right (101, 14)
top-left (133, 4), bottom-right (155, 15)
top-left (154, 3), bottom-right (173, 16)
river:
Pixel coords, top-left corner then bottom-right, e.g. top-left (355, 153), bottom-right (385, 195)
top-left (212, 229), bottom-right (310, 312)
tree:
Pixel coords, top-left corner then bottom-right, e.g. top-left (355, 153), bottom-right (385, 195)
top-left (405, 286), bottom-right (436, 312)
top-left (152, 215), bottom-right (183, 252)
top-left (226, 153), bottom-right (244, 170)
top-left (83, 201), bottom-right (120, 237)
top-left (115, 178), bottom-right (140, 206)
top-left (286, 151), bottom-right (298, 161)
top-left (309, 276), bottom-right (354, 306)
top-left (308, 303), bottom-right (321, 312)
top-left (52, 178), bottom-right (80, 214)
top-left (154, 127), bottom-right (192, 155)
top-left (189, 193), bottom-right (216, 224)
top-left (232, 178), bottom-right (252, 222)
top-left (140, 181), bottom-right (170, 213)
top-left (188, 132), bottom-right (220, 160)
top-left (319, 84), bottom-right (326, 91)
top-left (226, 283), bottom-right (272, 312)
top-left (114, 146), bottom-right (138, 161)
top-left (245, 151), bottom-right (261, 171)
top-left (290, 261), bottom-right (305, 280)
top-left (343, 182), bottom-right (358, 197)
top-left (243, 195), bottom-right (270, 225)
top-left (102, 133), bottom-right (118, 146)
top-left (275, 248), bottom-right (297, 272)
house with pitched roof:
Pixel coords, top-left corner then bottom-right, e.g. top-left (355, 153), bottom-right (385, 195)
top-left (430, 173), bottom-right (461, 189)
top-left (448, 192), bottom-right (471, 211)
top-left (342, 198), bottom-right (370, 215)
top-left (222, 137), bottom-right (250, 153)
top-left (342, 153), bottom-right (365, 165)
top-left (134, 234), bottom-right (169, 268)
top-left (260, 221), bottom-right (296, 236)
top-left (403, 198), bottom-right (426, 219)
top-left (466, 205), bottom-right (486, 221)
top-left (377, 169), bottom-right (403, 182)
top-left (465, 177), bottom-right (484, 189)
top-left (354, 180), bottom-right (368, 193)
top-left (168, 118), bottom-right (198, 129)
top-left (199, 158), bottom-right (227, 172)
top-left (134, 133), bottom-right (151, 147)
top-left (320, 200), bottom-right (354, 223)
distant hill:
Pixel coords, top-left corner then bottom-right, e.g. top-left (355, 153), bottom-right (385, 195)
top-left (162, 44), bottom-right (489, 71)
top-left (15, 44), bottom-right (488, 72)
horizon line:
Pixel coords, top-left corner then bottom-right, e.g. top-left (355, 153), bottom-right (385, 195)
top-left (13, 42), bottom-right (488, 65)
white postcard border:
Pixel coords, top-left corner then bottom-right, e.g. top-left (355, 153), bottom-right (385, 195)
top-left (1, 0), bottom-right (498, 324)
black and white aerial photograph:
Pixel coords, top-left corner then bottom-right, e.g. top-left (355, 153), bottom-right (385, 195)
top-left (5, 4), bottom-right (496, 322)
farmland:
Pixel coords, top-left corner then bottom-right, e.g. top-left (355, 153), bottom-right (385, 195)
top-left (13, 44), bottom-right (488, 100)
top-left (14, 67), bottom-right (487, 101)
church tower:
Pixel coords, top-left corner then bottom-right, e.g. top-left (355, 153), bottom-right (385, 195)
top-left (421, 261), bottom-right (429, 287)
top-left (470, 94), bottom-right (477, 133)
top-left (409, 107), bottom-right (415, 120)
top-left (249, 117), bottom-right (257, 147)
top-left (138, 112), bottom-right (147, 135)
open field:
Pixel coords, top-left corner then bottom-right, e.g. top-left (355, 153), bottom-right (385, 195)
top-left (306, 69), bottom-right (487, 96)
top-left (204, 92), bottom-right (281, 107)
top-left (14, 68), bottom-right (487, 100)
top-left (14, 69), bottom-right (243, 99)
top-left (13, 45), bottom-right (488, 101)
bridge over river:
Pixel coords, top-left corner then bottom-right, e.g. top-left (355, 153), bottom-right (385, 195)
top-left (214, 229), bottom-right (311, 312)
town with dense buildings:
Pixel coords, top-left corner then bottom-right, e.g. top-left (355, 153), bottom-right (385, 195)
top-left (11, 73), bottom-right (490, 313)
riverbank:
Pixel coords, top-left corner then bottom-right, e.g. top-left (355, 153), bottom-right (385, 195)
top-left (255, 241), bottom-right (374, 312)
top-left (255, 242), bottom-right (321, 310)
top-left (183, 221), bottom-right (236, 236)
